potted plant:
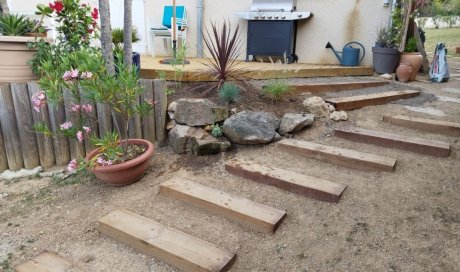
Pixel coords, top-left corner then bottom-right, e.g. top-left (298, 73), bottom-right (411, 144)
top-left (371, 25), bottom-right (401, 74)
top-left (0, 13), bottom-right (48, 81)
top-left (111, 27), bottom-right (141, 73)
top-left (24, 4), bottom-right (53, 37)
top-left (400, 37), bottom-right (422, 81)
top-left (34, 49), bottom-right (155, 186)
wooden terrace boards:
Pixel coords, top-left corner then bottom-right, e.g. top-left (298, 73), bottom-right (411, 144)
top-left (14, 251), bottom-right (81, 272)
top-left (383, 115), bottom-right (460, 137)
top-left (325, 90), bottom-right (420, 110)
top-left (98, 209), bottom-right (236, 272)
top-left (278, 139), bottom-right (397, 172)
top-left (225, 160), bottom-right (346, 203)
top-left (334, 127), bottom-right (451, 157)
top-left (160, 178), bottom-right (286, 233)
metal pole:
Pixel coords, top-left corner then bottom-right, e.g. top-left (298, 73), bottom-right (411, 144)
top-left (197, 0), bottom-right (203, 57)
top-left (172, 0), bottom-right (177, 59)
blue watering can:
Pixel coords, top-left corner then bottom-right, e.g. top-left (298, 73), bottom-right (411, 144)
top-left (326, 41), bottom-right (366, 66)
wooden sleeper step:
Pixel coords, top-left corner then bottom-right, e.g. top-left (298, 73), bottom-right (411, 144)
top-left (278, 138), bottom-right (396, 172)
top-left (160, 178), bottom-right (286, 233)
top-left (98, 209), bottom-right (236, 272)
top-left (325, 90), bottom-right (420, 110)
top-left (14, 250), bottom-right (81, 272)
top-left (287, 80), bottom-right (389, 94)
top-left (334, 127), bottom-right (451, 157)
top-left (383, 115), bottom-right (460, 137)
top-left (225, 160), bottom-right (346, 203)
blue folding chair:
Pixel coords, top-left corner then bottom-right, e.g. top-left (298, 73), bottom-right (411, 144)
top-left (148, 6), bottom-right (188, 56)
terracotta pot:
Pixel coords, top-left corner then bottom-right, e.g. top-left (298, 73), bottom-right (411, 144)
top-left (24, 32), bottom-right (47, 38)
top-left (396, 63), bottom-right (413, 83)
top-left (85, 139), bottom-right (155, 186)
top-left (400, 52), bottom-right (423, 81)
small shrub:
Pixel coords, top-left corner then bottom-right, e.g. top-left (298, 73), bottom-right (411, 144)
top-left (211, 124), bottom-right (223, 137)
top-left (218, 82), bottom-right (240, 104)
top-left (404, 37), bottom-right (418, 52)
top-left (262, 79), bottom-right (289, 101)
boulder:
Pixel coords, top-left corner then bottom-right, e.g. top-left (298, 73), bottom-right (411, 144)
top-left (302, 96), bottom-right (330, 117)
top-left (330, 110), bottom-right (348, 121)
top-left (168, 125), bottom-right (207, 154)
top-left (278, 113), bottom-right (315, 134)
top-left (168, 124), bottom-right (231, 155)
top-left (327, 103), bottom-right (336, 113)
top-left (167, 101), bottom-right (177, 119)
top-left (192, 137), bottom-right (232, 156)
top-left (174, 98), bottom-right (228, 126)
top-left (223, 111), bottom-right (280, 144)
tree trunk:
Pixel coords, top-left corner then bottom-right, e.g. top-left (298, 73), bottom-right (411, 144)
top-left (0, 0), bottom-right (9, 15)
top-left (98, 0), bottom-right (115, 75)
top-left (123, 0), bottom-right (133, 69)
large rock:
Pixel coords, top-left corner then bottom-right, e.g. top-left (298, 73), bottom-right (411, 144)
top-left (174, 98), bottom-right (228, 126)
top-left (330, 110), bottom-right (348, 121)
top-left (302, 96), bottom-right (330, 117)
top-left (278, 113), bottom-right (315, 134)
top-left (168, 124), bottom-right (231, 155)
top-left (192, 137), bottom-right (231, 156)
top-left (223, 111), bottom-right (280, 144)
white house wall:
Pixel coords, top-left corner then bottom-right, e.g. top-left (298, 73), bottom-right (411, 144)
top-left (10, 0), bottom-right (391, 65)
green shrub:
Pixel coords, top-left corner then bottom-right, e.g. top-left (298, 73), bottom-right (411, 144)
top-left (211, 124), bottom-right (223, 137)
top-left (0, 14), bottom-right (30, 36)
top-left (262, 79), bottom-right (289, 101)
top-left (218, 82), bottom-right (240, 104)
top-left (404, 37), bottom-right (418, 52)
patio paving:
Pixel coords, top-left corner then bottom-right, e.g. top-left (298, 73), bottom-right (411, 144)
top-left (140, 56), bottom-right (374, 81)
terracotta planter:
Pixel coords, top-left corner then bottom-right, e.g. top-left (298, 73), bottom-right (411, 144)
top-left (400, 52), bottom-right (423, 81)
top-left (85, 139), bottom-right (155, 186)
top-left (396, 63), bottom-right (413, 83)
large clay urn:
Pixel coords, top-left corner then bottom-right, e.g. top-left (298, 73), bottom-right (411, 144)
top-left (85, 139), bottom-right (154, 186)
top-left (396, 63), bottom-right (413, 83)
top-left (400, 52), bottom-right (423, 81)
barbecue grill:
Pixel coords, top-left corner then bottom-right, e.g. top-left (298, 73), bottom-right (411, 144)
top-left (234, 0), bottom-right (312, 63)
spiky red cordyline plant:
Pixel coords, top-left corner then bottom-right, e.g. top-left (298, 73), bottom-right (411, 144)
top-left (202, 21), bottom-right (246, 91)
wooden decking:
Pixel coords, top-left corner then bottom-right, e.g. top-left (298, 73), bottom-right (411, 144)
top-left (140, 56), bottom-right (374, 81)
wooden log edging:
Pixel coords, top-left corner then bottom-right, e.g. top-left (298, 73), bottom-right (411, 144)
top-left (0, 79), bottom-right (167, 171)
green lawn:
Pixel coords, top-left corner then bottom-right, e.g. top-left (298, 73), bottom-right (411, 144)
top-left (424, 27), bottom-right (460, 56)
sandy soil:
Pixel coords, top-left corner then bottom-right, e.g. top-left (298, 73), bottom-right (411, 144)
top-left (1, 58), bottom-right (459, 272)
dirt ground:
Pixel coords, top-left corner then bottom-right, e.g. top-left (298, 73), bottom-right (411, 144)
top-left (1, 58), bottom-right (459, 272)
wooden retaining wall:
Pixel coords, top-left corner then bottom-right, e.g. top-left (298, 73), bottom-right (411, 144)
top-left (0, 79), bottom-right (167, 171)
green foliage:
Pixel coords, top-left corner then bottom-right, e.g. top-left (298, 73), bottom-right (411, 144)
top-left (0, 14), bottom-right (30, 36)
top-left (90, 131), bottom-right (122, 162)
top-left (218, 82), bottom-right (240, 104)
top-left (404, 37), bottom-right (418, 52)
top-left (262, 79), bottom-right (289, 101)
top-left (375, 25), bottom-right (394, 47)
top-left (211, 124), bottom-right (223, 138)
top-left (112, 27), bottom-right (141, 55)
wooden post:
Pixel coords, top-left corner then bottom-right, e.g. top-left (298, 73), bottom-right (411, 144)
top-left (128, 93), bottom-right (142, 139)
top-left (153, 79), bottom-right (167, 142)
top-left (399, 0), bottom-right (413, 52)
top-left (413, 22), bottom-right (429, 74)
top-left (27, 82), bottom-right (56, 168)
top-left (0, 122), bottom-right (8, 171)
top-left (47, 102), bottom-right (71, 166)
top-left (140, 79), bottom-right (156, 142)
top-left (80, 93), bottom-right (98, 155)
top-left (96, 103), bottom-right (112, 138)
top-left (0, 83), bottom-right (24, 170)
top-left (11, 83), bottom-right (40, 169)
top-left (63, 88), bottom-right (86, 159)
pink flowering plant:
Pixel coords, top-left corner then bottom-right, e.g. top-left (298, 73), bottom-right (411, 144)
top-left (34, 49), bottom-right (154, 172)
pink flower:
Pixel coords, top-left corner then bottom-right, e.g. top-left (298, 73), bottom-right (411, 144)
top-left (63, 69), bottom-right (79, 81)
top-left (71, 104), bottom-right (81, 112)
top-left (31, 91), bottom-right (46, 112)
top-left (96, 156), bottom-right (113, 166)
top-left (81, 104), bottom-right (93, 113)
top-left (67, 159), bottom-right (77, 172)
top-left (76, 131), bottom-right (83, 143)
top-left (60, 121), bottom-right (72, 130)
top-left (80, 71), bottom-right (93, 79)
top-left (70, 69), bottom-right (79, 78)
top-left (83, 126), bottom-right (91, 134)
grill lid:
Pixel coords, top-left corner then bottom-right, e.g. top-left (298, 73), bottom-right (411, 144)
top-left (250, 0), bottom-right (296, 12)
